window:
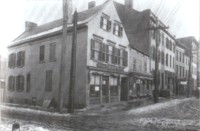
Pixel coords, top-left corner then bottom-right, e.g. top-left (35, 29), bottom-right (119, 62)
top-left (17, 51), bottom-right (25, 67)
top-left (108, 45), bottom-right (113, 64)
top-left (90, 75), bottom-right (100, 97)
top-left (45, 70), bottom-right (52, 92)
top-left (26, 73), bottom-right (31, 92)
top-left (133, 58), bottom-right (137, 71)
top-left (40, 45), bottom-right (45, 62)
top-left (161, 51), bottom-right (164, 64)
top-left (173, 57), bottom-right (175, 68)
top-left (112, 47), bottom-right (118, 64)
top-left (113, 23), bottom-right (123, 37)
top-left (16, 75), bottom-right (24, 92)
top-left (8, 76), bottom-right (15, 91)
top-left (176, 50), bottom-right (178, 60)
top-left (110, 77), bottom-right (118, 96)
top-left (100, 16), bottom-right (111, 31)
top-left (152, 46), bottom-right (156, 60)
top-left (144, 62), bottom-right (147, 72)
top-left (166, 53), bottom-right (168, 66)
top-left (8, 53), bottom-right (16, 68)
top-left (179, 52), bottom-right (182, 62)
top-left (176, 65), bottom-right (178, 75)
top-left (166, 38), bottom-right (169, 49)
top-left (122, 50), bottom-right (128, 66)
top-left (50, 43), bottom-right (56, 61)
top-left (182, 54), bottom-right (184, 63)
top-left (173, 43), bottom-right (175, 53)
top-left (170, 55), bottom-right (172, 67)
top-left (91, 39), bottom-right (102, 61)
top-left (162, 33), bottom-right (164, 45)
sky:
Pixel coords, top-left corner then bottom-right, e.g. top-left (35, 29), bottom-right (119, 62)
top-left (0, 0), bottom-right (199, 57)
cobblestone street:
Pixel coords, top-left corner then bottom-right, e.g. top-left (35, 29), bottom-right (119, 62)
top-left (1, 97), bottom-right (200, 131)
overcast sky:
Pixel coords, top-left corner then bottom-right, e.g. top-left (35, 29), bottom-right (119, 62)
top-left (0, 0), bottom-right (199, 57)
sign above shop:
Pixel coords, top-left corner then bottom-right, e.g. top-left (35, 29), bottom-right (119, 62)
top-left (180, 81), bottom-right (187, 85)
top-left (96, 62), bottom-right (124, 72)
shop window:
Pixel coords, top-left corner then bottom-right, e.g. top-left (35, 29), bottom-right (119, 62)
top-left (8, 53), bottom-right (16, 68)
top-left (8, 76), bottom-right (15, 91)
top-left (110, 77), bottom-right (118, 96)
top-left (16, 75), bottom-right (24, 92)
top-left (90, 75), bottom-right (100, 97)
top-left (17, 51), bottom-right (25, 67)
top-left (39, 45), bottom-right (45, 62)
top-left (100, 15), bottom-right (111, 31)
top-left (113, 23), bottom-right (123, 37)
top-left (50, 43), bottom-right (56, 61)
top-left (45, 70), bottom-right (52, 92)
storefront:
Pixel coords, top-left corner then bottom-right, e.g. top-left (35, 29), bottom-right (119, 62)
top-left (128, 72), bottom-right (153, 99)
top-left (177, 79), bottom-right (187, 96)
top-left (164, 71), bottom-right (176, 96)
top-left (88, 64), bottom-right (128, 106)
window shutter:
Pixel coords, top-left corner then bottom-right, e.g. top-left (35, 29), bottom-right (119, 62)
top-left (106, 45), bottom-right (109, 62)
top-left (123, 50), bottom-right (128, 66)
top-left (99, 42), bottom-right (102, 61)
top-left (100, 16), bottom-right (103, 28)
top-left (22, 51), bottom-right (25, 67)
top-left (112, 47), bottom-right (115, 64)
top-left (119, 26), bottom-right (123, 37)
top-left (14, 53), bottom-right (16, 68)
top-left (115, 47), bottom-right (118, 64)
top-left (107, 20), bottom-right (111, 31)
top-left (113, 23), bottom-right (116, 34)
top-left (118, 49), bottom-right (120, 65)
top-left (91, 39), bottom-right (95, 59)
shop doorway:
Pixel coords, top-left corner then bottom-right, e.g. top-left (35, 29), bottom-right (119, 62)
top-left (121, 77), bottom-right (128, 101)
top-left (102, 76), bottom-right (109, 103)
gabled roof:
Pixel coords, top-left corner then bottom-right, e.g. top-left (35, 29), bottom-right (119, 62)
top-left (12, 0), bottom-right (110, 44)
top-left (114, 1), bottom-right (151, 56)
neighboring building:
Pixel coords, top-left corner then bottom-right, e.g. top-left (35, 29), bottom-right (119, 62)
top-left (114, 1), bottom-right (176, 98)
top-left (177, 36), bottom-right (199, 95)
top-left (5, 0), bottom-right (130, 108)
top-left (0, 55), bottom-right (7, 89)
top-left (175, 41), bottom-right (190, 95)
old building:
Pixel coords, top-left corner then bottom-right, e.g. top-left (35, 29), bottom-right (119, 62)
top-left (177, 36), bottom-right (199, 95)
top-left (114, 1), bottom-right (176, 98)
top-left (5, 0), bottom-right (131, 108)
top-left (175, 41), bottom-right (190, 95)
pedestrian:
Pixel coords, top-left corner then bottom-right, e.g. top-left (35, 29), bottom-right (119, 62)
top-left (12, 123), bottom-right (20, 131)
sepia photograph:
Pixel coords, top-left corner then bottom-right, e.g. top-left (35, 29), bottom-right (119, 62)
top-left (0, 0), bottom-right (199, 130)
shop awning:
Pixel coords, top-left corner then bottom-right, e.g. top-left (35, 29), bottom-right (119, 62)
top-left (129, 72), bottom-right (153, 80)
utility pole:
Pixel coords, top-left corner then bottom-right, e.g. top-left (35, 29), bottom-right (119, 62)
top-left (197, 43), bottom-right (200, 87)
top-left (149, 26), bottom-right (169, 103)
top-left (58, 0), bottom-right (69, 113)
top-left (68, 10), bottom-right (78, 113)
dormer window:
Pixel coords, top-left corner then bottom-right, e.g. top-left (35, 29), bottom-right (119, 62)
top-left (100, 14), bottom-right (111, 31)
top-left (113, 22), bottom-right (123, 37)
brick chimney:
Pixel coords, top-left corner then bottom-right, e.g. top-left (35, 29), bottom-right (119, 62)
top-left (88, 1), bottom-right (96, 9)
top-left (25, 21), bottom-right (37, 31)
top-left (125, 0), bottom-right (133, 9)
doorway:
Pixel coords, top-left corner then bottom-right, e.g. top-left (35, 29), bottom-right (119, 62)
top-left (121, 77), bottom-right (128, 101)
top-left (102, 76), bottom-right (109, 103)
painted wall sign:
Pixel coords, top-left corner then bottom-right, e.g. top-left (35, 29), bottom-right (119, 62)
top-left (97, 62), bottom-right (124, 72)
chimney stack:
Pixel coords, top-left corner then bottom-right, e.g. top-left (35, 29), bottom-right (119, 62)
top-left (25, 21), bottom-right (37, 31)
top-left (125, 0), bottom-right (133, 9)
top-left (88, 1), bottom-right (96, 9)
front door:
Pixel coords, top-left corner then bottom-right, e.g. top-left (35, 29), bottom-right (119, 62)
top-left (121, 77), bottom-right (128, 101)
top-left (102, 76), bottom-right (109, 103)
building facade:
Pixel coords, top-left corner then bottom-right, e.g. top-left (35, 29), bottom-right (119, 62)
top-left (175, 41), bottom-right (190, 95)
top-left (5, 0), bottom-right (131, 108)
top-left (177, 37), bottom-right (199, 95)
